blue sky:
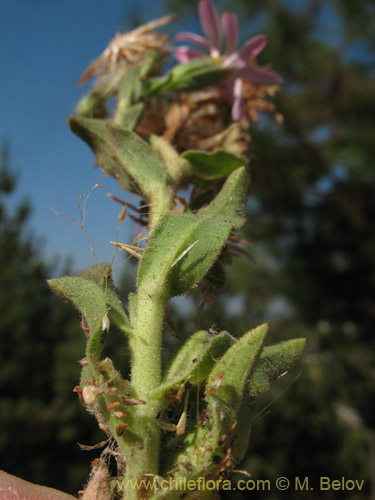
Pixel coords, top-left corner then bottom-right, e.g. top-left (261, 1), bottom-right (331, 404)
top-left (1, 0), bottom-right (369, 277)
top-left (1, 0), bottom-right (171, 275)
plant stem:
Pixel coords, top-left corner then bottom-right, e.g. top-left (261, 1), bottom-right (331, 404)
top-left (148, 191), bottom-right (174, 234)
top-left (124, 285), bottom-right (168, 498)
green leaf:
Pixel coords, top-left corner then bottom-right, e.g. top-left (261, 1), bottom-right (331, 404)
top-left (143, 58), bottom-right (228, 98)
top-left (151, 331), bottom-right (234, 402)
top-left (48, 275), bottom-right (106, 335)
top-left (68, 117), bottom-right (175, 228)
top-left (138, 49), bottom-right (165, 78)
top-left (168, 58), bottom-right (228, 92)
top-left (248, 338), bottom-right (306, 397)
top-left (119, 102), bottom-right (144, 130)
top-left (142, 73), bottom-right (172, 99)
top-left (188, 190), bottom-right (215, 212)
top-left (205, 259), bottom-right (226, 290)
top-left (106, 123), bottom-right (173, 196)
top-left (164, 330), bottom-right (210, 382)
top-left (118, 67), bottom-right (142, 107)
top-left (182, 150), bottom-right (247, 181)
top-left (68, 116), bottom-right (137, 193)
top-left (76, 92), bottom-right (107, 118)
top-left (231, 399), bottom-right (252, 465)
top-left (79, 263), bottom-right (131, 335)
top-left (160, 325), bottom-right (268, 489)
top-left (48, 271), bottom-right (136, 455)
top-left (114, 67), bottom-right (143, 127)
top-left (206, 323), bottom-right (268, 436)
top-left (106, 122), bottom-right (175, 227)
top-left (137, 167), bottom-right (247, 298)
top-left (48, 275), bottom-right (108, 362)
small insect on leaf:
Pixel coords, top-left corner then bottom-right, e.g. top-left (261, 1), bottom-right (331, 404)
top-left (204, 372), bottom-right (224, 395)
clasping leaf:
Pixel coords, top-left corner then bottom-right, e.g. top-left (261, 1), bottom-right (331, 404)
top-left (150, 330), bottom-right (234, 404)
top-left (249, 338), bottom-right (306, 397)
top-left (137, 167), bottom-right (247, 298)
top-left (206, 323), bottom-right (268, 436)
top-left (143, 58), bottom-right (228, 98)
top-left (182, 149), bottom-right (247, 184)
top-left (48, 264), bottom-right (131, 359)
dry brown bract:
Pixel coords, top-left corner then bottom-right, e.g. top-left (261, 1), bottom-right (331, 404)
top-left (78, 14), bottom-right (176, 86)
top-left (80, 460), bottom-right (112, 500)
top-left (137, 88), bottom-right (251, 155)
top-left (162, 89), bottom-right (251, 156)
top-left (241, 80), bottom-right (283, 125)
top-left (156, 81), bottom-right (283, 154)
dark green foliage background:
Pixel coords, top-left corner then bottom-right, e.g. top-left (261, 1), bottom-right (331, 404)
top-left (0, 149), bottom-right (106, 491)
top-left (166, 1), bottom-right (374, 498)
top-left (0, 0), bottom-right (373, 497)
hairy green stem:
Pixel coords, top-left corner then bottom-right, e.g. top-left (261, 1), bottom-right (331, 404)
top-left (124, 285), bottom-right (168, 498)
top-left (148, 191), bottom-right (174, 234)
top-left (150, 135), bottom-right (192, 184)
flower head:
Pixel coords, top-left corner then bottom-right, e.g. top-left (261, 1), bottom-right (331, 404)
top-left (78, 15), bottom-right (175, 86)
top-left (174, 0), bottom-right (282, 120)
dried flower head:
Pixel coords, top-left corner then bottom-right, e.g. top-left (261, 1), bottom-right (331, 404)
top-left (162, 89), bottom-right (251, 155)
top-left (134, 87), bottom-right (250, 154)
top-left (160, 83), bottom-right (283, 154)
top-left (78, 14), bottom-right (176, 86)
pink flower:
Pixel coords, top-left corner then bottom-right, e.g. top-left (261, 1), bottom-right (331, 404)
top-left (174, 0), bottom-right (282, 120)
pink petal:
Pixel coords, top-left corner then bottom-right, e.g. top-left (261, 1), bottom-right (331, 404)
top-left (232, 97), bottom-right (246, 121)
top-left (236, 65), bottom-right (283, 84)
top-left (233, 77), bottom-right (243, 98)
top-left (198, 0), bottom-right (222, 50)
top-left (222, 12), bottom-right (239, 54)
top-left (225, 34), bottom-right (268, 68)
top-left (175, 32), bottom-right (211, 51)
top-left (238, 34), bottom-right (268, 60)
top-left (174, 47), bottom-right (207, 63)
top-left (231, 80), bottom-right (245, 121)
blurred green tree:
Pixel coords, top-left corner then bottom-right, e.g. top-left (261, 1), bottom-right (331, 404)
top-left (0, 142), bottom-right (102, 494)
top-left (164, 1), bottom-right (374, 498)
